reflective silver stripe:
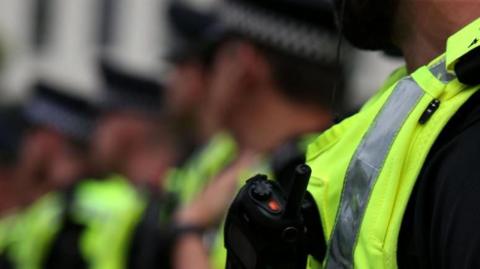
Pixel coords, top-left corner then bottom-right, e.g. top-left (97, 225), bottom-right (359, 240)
top-left (326, 78), bottom-right (424, 269)
top-left (326, 59), bottom-right (454, 268)
top-left (430, 60), bottom-right (455, 83)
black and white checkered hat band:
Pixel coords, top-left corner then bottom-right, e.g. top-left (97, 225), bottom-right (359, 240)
top-left (25, 97), bottom-right (93, 141)
top-left (218, 1), bottom-right (338, 62)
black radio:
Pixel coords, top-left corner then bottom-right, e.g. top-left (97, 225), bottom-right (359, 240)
top-left (224, 164), bottom-right (325, 269)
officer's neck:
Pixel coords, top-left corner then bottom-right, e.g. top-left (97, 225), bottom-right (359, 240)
top-left (394, 1), bottom-right (480, 73)
top-left (232, 89), bottom-right (332, 153)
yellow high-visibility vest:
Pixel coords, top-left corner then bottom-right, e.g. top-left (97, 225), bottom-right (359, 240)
top-left (307, 18), bottom-right (480, 269)
top-left (9, 176), bottom-right (143, 269)
top-left (165, 132), bottom-right (237, 205)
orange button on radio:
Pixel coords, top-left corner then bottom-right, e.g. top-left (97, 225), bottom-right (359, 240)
top-left (268, 200), bottom-right (281, 213)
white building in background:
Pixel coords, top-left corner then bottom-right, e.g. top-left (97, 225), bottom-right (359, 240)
top-left (0, 0), bottom-right (401, 108)
top-left (0, 0), bottom-right (214, 104)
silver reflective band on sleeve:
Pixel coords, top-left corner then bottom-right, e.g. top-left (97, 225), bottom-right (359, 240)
top-left (325, 59), bottom-right (454, 269)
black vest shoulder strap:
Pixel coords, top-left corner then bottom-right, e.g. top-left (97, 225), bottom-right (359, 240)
top-left (42, 181), bottom-right (88, 269)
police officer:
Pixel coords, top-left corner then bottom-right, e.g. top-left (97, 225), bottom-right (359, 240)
top-left (0, 106), bottom-right (25, 269)
top-left (16, 82), bottom-right (97, 206)
top-left (93, 58), bottom-right (174, 187)
top-left (161, 1), bottom-right (239, 207)
top-left (42, 60), bottom-right (170, 269)
top-left (127, 4), bottom-right (241, 268)
top-left (32, 52), bottom-right (187, 269)
top-left (0, 106), bottom-right (25, 214)
top-left (304, 0), bottom-right (480, 268)
top-left (170, 0), bottom-right (343, 268)
top-left (164, 0), bottom-right (221, 155)
top-left (7, 81), bottom-right (98, 269)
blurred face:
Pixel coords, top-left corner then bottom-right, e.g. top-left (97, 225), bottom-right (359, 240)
top-left (124, 141), bottom-right (174, 187)
top-left (17, 128), bottom-right (86, 190)
top-left (207, 41), bottom-right (270, 137)
top-left (207, 43), bottom-right (246, 132)
top-left (166, 60), bottom-right (209, 120)
top-left (49, 144), bottom-right (88, 187)
top-left (0, 164), bottom-right (13, 182)
top-left (18, 129), bottom-right (61, 184)
top-left (91, 111), bottom-right (154, 176)
top-left (0, 164), bottom-right (15, 210)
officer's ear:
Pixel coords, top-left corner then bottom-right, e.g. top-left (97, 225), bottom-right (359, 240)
top-left (231, 41), bottom-right (272, 92)
top-left (215, 39), bottom-right (271, 92)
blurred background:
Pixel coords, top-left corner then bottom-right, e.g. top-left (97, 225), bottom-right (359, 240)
top-left (0, 0), bottom-right (402, 108)
top-left (0, 1), bottom-right (406, 268)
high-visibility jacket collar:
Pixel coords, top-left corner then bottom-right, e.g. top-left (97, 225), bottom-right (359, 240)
top-left (307, 17), bottom-right (480, 269)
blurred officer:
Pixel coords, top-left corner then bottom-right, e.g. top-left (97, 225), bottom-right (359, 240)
top-left (12, 74), bottom-right (162, 269)
top-left (0, 106), bottom-right (25, 269)
top-left (5, 82), bottom-right (98, 269)
top-left (16, 82), bottom-right (97, 206)
top-left (23, 58), bottom-right (172, 269)
top-left (127, 4), bottom-right (241, 268)
top-left (161, 1), bottom-right (239, 207)
top-left (92, 59), bottom-right (174, 187)
top-left (0, 106), bottom-right (25, 213)
top-left (169, 0), bottom-right (342, 268)
top-left (164, 0), bottom-right (220, 155)
top-left (37, 60), bottom-right (172, 269)
top-left (302, 0), bottom-right (480, 268)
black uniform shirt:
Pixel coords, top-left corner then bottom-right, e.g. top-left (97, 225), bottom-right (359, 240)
top-left (398, 89), bottom-right (480, 268)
